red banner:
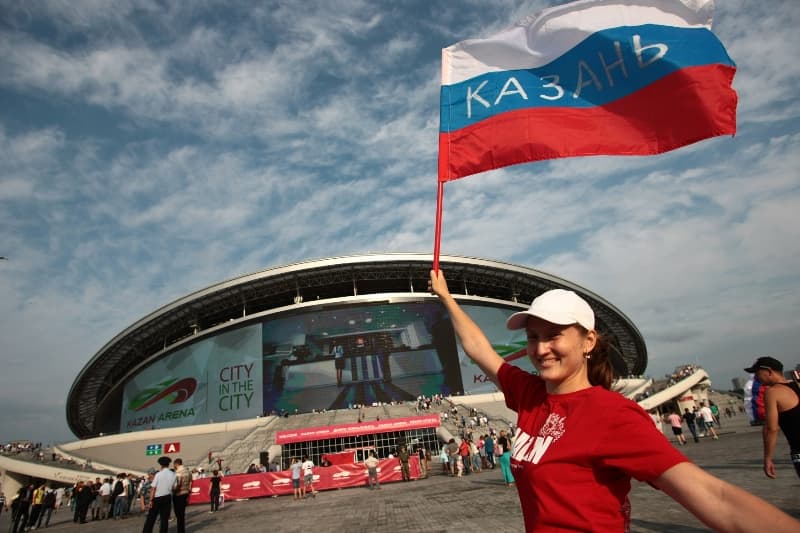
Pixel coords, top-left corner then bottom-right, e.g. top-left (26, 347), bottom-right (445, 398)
top-left (189, 457), bottom-right (420, 504)
top-left (275, 415), bottom-right (440, 444)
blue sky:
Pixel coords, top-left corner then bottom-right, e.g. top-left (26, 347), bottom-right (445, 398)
top-left (0, 0), bottom-right (798, 444)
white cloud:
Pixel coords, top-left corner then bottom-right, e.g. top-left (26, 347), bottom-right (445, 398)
top-left (1, 0), bottom-right (799, 443)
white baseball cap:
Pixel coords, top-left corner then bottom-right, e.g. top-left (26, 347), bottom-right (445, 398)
top-left (506, 289), bottom-right (595, 331)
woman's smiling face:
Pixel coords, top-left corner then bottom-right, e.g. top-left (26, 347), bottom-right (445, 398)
top-left (525, 316), bottom-right (596, 393)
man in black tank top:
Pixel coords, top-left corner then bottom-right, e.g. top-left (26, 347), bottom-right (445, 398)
top-left (745, 356), bottom-right (800, 479)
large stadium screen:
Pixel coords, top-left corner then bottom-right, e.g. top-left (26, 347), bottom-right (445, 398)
top-left (261, 300), bottom-right (531, 415)
top-left (120, 300), bottom-right (533, 432)
top-left (120, 325), bottom-right (263, 432)
top-left (261, 302), bottom-right (462, 414)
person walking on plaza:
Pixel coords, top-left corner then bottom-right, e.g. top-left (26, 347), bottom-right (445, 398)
top-left (483, 433), bottom-right (495, 469)
top-left (683, 408), bottom-right (700, 443)
top-left (75, 479), bottom-right (94, 524)
top-left (125, 473), bottom-right (137, 516)
top-left (172, 458), bottom-right (192, 533)
top-left (439, 446), bottom-right (449, 474)
top-left (417, 446), bottom-right (427, 478)
top-left (429, 269), bottom-right (800, 532)
top-left (37, 488), bottom-right (56, 529)
top-left (99, 476), bottom-right (112, 518)
top-left (89, 477), bottom-right (102, 520)
top-left (27, 483), bottom-right (45, 529)
top-left (301, 455), bottom-right (317, 497)
top-left (745, 356), bottom-right (800, 479)
top-left (364, 451), bottom-right (380, 489)
top-left (667, 410), bottom-right (687, 445)
top-left (209, 470), bottom-right (223, 512)
top-left (139, 471), bottom-right (154, 514)
top-left (497, 429), bottom-right (513, 486)
top-left (142, 456), bottom-right (176, 533)
top-left (470, 438), bottom-right (482, 473)
top-left (446, 438), bottom-right (458, 476)
top-left (112, 472), bottom-right (128, 519)
top-left (11, 484), bottom-right (33, 533)
top-left (458, 438), bottom-right (470, 475)
top-left (290, 457), bottom-right (303, 500)
top-left (698, 402), bottom-right (719, 440)
top-left (398, 444), bottom-right (411, 481)
top-left (710, 401), bottom-right (722, 428)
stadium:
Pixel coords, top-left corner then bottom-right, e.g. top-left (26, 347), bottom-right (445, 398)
top-left (66, 253), bottom-right (647, 439)
top-left (5, 253), bottom-right (679, 498)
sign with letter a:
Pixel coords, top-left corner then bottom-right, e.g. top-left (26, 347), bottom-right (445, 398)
top-left (164, 442), bottom-right (181, 453)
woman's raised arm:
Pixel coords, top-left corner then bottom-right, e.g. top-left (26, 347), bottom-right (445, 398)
top-left (429, 269), bottom-right (505, 387)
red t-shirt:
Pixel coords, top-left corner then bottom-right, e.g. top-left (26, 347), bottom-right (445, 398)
top-left (498, 363), bottom-right (687, 532)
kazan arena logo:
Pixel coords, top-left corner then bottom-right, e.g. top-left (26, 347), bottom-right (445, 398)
top-left (191, 487), bottom-right (200, 494)
top-left (128, 377), bottom-right (198, 411)
top-left (242, 481), bottom-right (261, 489)
top-left (221, 484), bottom-right (231, 490)
top-left (272, 478), bottom-right (291, 486)
top-left (332, 471), bottom-right (351, 479)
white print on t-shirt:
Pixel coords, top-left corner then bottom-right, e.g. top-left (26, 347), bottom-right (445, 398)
top-left (512, 413), bottom-right (566, 464)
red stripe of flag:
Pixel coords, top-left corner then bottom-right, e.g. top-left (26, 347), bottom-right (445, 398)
top-left (439, 64), bottom-right (736, 182)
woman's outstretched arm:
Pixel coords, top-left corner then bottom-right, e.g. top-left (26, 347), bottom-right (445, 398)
top-left (653, 461), bottom-right (800, 532)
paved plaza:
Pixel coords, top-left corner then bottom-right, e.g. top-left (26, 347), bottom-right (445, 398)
top-left (2, 415), bottom-right (798, 532)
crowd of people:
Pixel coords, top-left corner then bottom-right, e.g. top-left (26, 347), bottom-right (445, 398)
top-left (1, 441), bottom-right (44, 455)
top-left (1, 441), bottom-right (97, 471)
top-left (667, 363), bottom-right (703, 385)
top-left (655, 401), bottom-right (723, 445)
top-left (5, 471), bottom-right (157, 532)
top-left (4, 483), bottom-right (61, 531)
top-left (2, 455), bottom-right (224, 532)
top-left (414, 394), bottom-right (445, 412)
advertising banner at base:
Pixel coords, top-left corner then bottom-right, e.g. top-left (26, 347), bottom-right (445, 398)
top-left (121, 325), bottom-right (262, 432)
top-left (275, 414), bottom-right (440, 444)
top-left (189, 457), bottom-right (420, 504)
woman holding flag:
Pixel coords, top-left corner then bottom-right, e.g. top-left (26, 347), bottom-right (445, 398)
top-left (429, 269), bottom-right (799, 532)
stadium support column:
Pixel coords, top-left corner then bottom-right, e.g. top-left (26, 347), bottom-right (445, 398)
top-left (0, 468), bottom-right (26, 502)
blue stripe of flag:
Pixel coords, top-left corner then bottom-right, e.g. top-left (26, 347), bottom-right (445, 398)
top-left (441, 25), bottom-right (735, 133)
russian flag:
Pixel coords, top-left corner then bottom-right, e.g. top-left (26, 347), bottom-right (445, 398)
top-left (745, 377), bottom-right (766, 423)
top-left (438, 0), bottom-right (737, 182)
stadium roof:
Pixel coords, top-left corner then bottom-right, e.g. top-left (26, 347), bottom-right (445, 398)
top-left (67, 253), bottom-right (647, 438)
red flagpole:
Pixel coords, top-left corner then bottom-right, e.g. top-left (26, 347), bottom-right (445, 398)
top-left (433, 180), bottom-right (444, 272)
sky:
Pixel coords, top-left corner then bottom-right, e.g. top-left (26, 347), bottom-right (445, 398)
top-left (0, 0), bottom-right (798, 444)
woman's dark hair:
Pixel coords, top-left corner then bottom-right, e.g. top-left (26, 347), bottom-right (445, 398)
top-left (579, 327), bottom-right (614, 390)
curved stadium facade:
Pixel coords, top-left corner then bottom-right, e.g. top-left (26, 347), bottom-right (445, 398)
top-left (67, 254), bottom-right (647, 439)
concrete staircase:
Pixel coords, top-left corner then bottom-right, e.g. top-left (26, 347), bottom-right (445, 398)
top-left (202, 416), bottom-right (279, 474)
top-left (443, 398), bottom-right (515, 440)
